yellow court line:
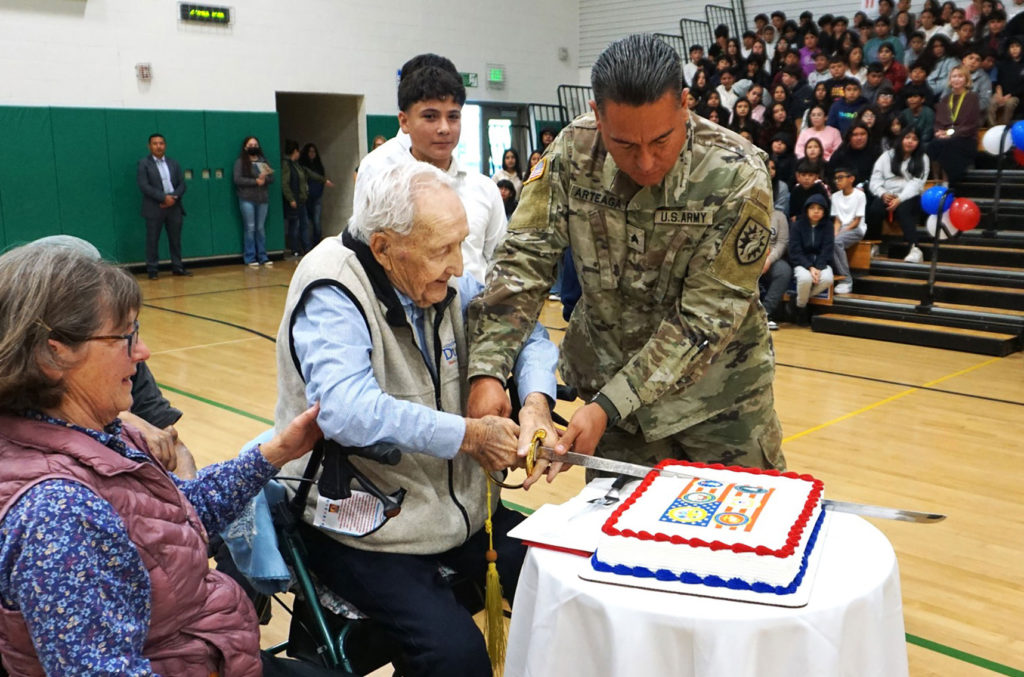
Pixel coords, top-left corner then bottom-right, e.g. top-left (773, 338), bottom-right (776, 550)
top-left (783, 356), bottom-right (1002, 443)
top-left (148, 336), bottom-right (263, 356)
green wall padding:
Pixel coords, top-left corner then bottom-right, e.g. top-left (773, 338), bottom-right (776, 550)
top-left (366, 114), bottom-right (400, 151)
top-left (0, 105), bottom-right (287, 264)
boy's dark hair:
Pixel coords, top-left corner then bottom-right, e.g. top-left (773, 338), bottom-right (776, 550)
top-left (909, 59), bottom-right (931, 74)
top-left (878, 42), bottom-right (896, 55)
top-left (714, 24), bottom-right (730, 39)
top-left (755, 13), bottom-right (769, 23)
top-left (874, 15), bottom-right (891, 26)
top-left (795, 158), bottom-right (821, 175)
top-left (834, 15), bottom-right (848, 25)
top-left (818, 14), bottom-right (834, 27)
top-left (908, 31), bottom-right (926, 42)
top-left (867, 62), bottom-right (885, 74)
top-left (902, 84), bottom-right (926, 99)
top-left (845, 79), bottom-right (863, 90)
top-left (990, 8), bottom-right (1007, 22)
top-left (771, 10), bottom-right (786, 19)
top-left (743, 30), bottom-right (757, 40)
top-left (800, 11), bottom-right (813, 21)
top-left (284, 139), bottom-right (300, 155)
top-left (829, 54), bottom-right (847, 65)
top-left (962, 45), bottom-right (983, 60)
top-left (397, 65), bottom-right (466, 112)
top-left (832, 166), bottom-right (855, 177)
top-left (689, 44), bottom-right (704, 53)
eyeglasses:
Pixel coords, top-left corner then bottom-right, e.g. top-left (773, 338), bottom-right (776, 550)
top-left (84, 320), bottom-right (140, 357)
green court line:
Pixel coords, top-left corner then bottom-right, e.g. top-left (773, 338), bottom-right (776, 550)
top-left (905, 634), bottom-right (1023, 676)
top-left (157, 385), bottom-right (1021, 677)
top-left (155, 382), bottom-right (274, 426)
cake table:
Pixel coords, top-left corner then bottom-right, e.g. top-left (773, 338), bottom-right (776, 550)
top-left (505, 509), bottom-right (909, 677)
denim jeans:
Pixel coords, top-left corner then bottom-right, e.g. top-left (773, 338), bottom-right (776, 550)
top-left (238, 199), bottom-right (269, 264)
top-left (305, 196), bottom-right (323, 246)
top-left (285, 206), bottom-right (310, 255)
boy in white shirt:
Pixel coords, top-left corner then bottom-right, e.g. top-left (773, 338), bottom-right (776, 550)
top-left (830, 167), bottom-right (866, 294)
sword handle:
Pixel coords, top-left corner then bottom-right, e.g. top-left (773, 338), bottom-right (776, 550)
top-left (526, 429), bottom-right (545, 476)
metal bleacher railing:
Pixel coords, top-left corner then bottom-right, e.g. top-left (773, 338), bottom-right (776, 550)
top-left (705, 4), bottom-right (740, 42)
top-left (654, 33), bottom-right (688, 62)
top-left (679, 17), bottom-right (712, 50)
top-left (557, 85), bottom-right (594, 125)
top-left (526, 103), bottom-right (569, 150)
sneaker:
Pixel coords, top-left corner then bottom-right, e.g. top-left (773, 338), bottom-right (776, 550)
top-left (903, 245), bottom-right (924, 263)
top-left (548, 293), bottom-right (561, 301)
top-left (869, 244), bottom-right (880, 257)
top-left (834, 282), bottom-right (853, 294)
top-left (247, 262), bottom-right (259, 268)
top-left (264, 260), bottom-right (273, 267)
top-left (767, 319), bottom-right (779, 330)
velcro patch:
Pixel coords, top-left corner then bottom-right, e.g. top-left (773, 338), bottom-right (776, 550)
top-left (524, 157), bottom-right (547, 185)
top-left (708, 201), bottom-right (770, 292)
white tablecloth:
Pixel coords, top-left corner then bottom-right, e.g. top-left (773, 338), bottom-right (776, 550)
top-left (505, 512), bottom-right (909, 677)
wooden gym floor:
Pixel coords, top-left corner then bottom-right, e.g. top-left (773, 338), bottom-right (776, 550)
top-left (138, 260), bottom-right (1023, 677)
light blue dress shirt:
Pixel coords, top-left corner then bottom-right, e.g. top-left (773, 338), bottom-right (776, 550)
top-left (152, 155), bottom-right (175, 194)
top-left (292, 273), bottom-right (557, 460)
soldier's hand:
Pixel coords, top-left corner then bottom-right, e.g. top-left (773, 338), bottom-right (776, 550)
top-left (517, 392), bottom-right (563, 489)
top-left (558, 402), bottom-right (608, 458)
top-left (466, 376), bottom-right (511, 418)
top-left (460, 416), bottom-right (519, 472)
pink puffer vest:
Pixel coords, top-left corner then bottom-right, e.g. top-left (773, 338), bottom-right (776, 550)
top-left (0, 414), bottom-right (262, 676)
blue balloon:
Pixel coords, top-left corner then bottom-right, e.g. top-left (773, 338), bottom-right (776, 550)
top-left (1012, 120), bottom-right (1024, 149)
top-left (921, 186), bottom-right (955, 215)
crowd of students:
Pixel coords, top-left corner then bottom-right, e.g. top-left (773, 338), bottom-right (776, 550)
top-left (685, 1), bottom-right (1022, 326)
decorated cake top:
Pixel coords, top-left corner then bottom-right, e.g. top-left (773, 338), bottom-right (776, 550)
top-left (601, 459), bottom-right (823, 558)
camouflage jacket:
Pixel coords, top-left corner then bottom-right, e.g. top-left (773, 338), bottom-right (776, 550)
top-left (468, 112), bottom-right (775, 440)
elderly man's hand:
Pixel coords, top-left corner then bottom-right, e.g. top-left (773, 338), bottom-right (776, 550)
top-left (517, 392), bottom-right (565, 489)
top-left (259, 403), bottom-right (323, 468)
top-left (466, 376), bottom-right (511, 418)
top-left (459, 416), bottom-right (519, 472)
top-left (120, 411), bottom-right (179, 472)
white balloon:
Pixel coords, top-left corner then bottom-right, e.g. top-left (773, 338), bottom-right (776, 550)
top-left (925, 212), bottom-right (956, 240)
top-left (982, 125), bottom-right (1010, 154)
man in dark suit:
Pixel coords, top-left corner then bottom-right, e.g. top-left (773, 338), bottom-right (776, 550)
top-left (137, 133), bottom-right (191, 279)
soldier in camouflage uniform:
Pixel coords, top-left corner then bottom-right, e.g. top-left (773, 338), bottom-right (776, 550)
top-left (466, 33), bottom-right (785, 485)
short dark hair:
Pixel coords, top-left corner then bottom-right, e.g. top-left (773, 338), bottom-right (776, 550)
top-left (829, 54), bottom-right (847, 65)
top-left (795, 158), bottom-right (820, 174)
top-left (399, 53), bottom-right (457, 80)
top-left (755, 13), bottom-right (769, 23)
top-left (771, 11), bottom-right (786, 19)
top-left (909, 60), bottom-right (930, 73)
top-left (689, 44), bottom-right (704, 53)
top-left (909, 31), bottom-right (926, 42)
top-left (878, 42), bottom-right (895, 54)
top-left (962, 45), bottom-right (983, 59)
top-left (990, 8), bottom-right (1007, 21)
top-left (591, 34), bottom-right (683, 111)
top-left (902, 84), bottom-right (926, 99)
top-left (875, 16), bottom-right (891, 26)
top-left (495, 179), bottom-right (516, 199)
top-left (832, 166), bottom-right (855, 177)
top-left (867, 62), bottom-right (885, 74)
top-left (397, 65), bottom-right (466, 112)
top-left (148, 133), bottom-right (164, 142)
top-left (284, 139), bottom-right (300, 155)
top-left (714, 24), bottom-right (730, 38)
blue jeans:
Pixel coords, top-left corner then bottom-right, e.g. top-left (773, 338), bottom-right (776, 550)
top-left (285, 207), bottom-right (310, 255)
top-left (305, 196), bottom-right (323, 246)
top-left (238, 199), bottom-right (269, 264)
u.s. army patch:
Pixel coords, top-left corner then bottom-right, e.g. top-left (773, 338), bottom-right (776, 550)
top-left (734, 217), bottom-right (770, 264)
top-left (524, 157), bottom-right (547, 185)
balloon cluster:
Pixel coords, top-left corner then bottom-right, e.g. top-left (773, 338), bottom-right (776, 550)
top-left (982, 122), bottom-right (1024, 166)
top-left (921, 185), bottom-right (980, 238)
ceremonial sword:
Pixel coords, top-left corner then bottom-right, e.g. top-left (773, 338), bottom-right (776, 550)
top-left (525, 432), bottom-right (946, 524)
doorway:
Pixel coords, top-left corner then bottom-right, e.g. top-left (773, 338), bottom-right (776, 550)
top-left (275, 92), bottom-right (362, 239)
top-left (475, 103), bottom-right (531, 178)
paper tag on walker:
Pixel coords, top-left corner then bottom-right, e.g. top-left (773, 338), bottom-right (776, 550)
top-left (313, 491), bottom-right (386, 537)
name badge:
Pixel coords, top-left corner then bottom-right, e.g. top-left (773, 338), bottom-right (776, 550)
top-left (570, 184), bottom-right (625, 210)
top-left (654, 209), bottom-right (711, 225)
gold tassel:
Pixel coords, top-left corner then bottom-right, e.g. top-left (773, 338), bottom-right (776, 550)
top-left (484, 478), bottom-right (506, 675)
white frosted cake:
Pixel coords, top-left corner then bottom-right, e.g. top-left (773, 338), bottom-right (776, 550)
top-left (592, 460), bottom-right (825, 595)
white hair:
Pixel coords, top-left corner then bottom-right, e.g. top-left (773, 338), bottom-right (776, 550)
top-left (347, 162), bottom-right (456, 243)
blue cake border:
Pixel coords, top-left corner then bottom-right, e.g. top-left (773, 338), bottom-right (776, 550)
top-left (591, 507), bottom-right (828, 596)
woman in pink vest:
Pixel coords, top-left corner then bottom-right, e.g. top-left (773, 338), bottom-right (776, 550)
top-left (0, 245), bottom-right (327, 676)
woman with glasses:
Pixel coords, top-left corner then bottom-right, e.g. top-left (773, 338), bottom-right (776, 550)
top-left (0, 245), bottom-right (326, 676)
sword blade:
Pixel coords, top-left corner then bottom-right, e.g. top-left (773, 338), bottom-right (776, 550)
top-left (534, 447), bottom-right (946, 524)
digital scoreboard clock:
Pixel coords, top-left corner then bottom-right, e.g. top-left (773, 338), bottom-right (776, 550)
top-left (179, 4), bottom-right (231, 24)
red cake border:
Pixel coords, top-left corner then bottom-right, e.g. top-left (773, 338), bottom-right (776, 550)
top-left (601, 459), bottom-right (823, 558)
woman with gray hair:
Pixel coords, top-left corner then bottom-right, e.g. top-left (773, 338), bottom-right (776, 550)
top-left (0, 245), bottom-right (325, 676)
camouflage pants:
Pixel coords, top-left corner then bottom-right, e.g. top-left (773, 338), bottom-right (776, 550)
top-left (586, 384), bottom-right (784, 481)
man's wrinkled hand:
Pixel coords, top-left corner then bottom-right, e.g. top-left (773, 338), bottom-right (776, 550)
top-left (517, 392), bottom-right (563, 489)
top-left (466, 376), bottom-right (511, 418)
top-left (460, 416), bottom-right (519, 473)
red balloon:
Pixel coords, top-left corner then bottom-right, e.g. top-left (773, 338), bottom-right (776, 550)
top-left (948, 198), bottom-right (981, 231)
top-left (1014, 148), bottom-right (1024, 166)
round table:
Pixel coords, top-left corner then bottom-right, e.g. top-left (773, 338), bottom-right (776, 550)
top-left (505, 512), bottom-right (909, 677)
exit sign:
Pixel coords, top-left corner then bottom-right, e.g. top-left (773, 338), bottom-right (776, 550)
top-left (486, 64), bottom-right (506, 89)
top-left (179, 3), bottom-right (231, 24)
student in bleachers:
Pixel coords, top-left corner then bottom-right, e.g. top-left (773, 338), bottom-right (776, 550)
top-left (770, 37), bottom-right (791, 75)
top-left (869, 127), bottom-right (930, 262)
top-left (904, 31), bottom-right (927, 69)
top-left (698, 91), bottom-right (730, 125)
top-left (730, 99), bottom-right (758, 139)
top-left (928, 64), bottom-right (982, 186)
top-left (709, 23), bottom-right (730, 62)
top-left (769, 132), bottom-right (797, 188)
top-left (801, 83), bottom-right (833, 126)
top-left (954, 20), bottom-right (977, 50)
top-left (690, 68), bottom-right (710, 100)
top-left (894, 10), bottom-right (915, 47)
top-left (828, 122), bottom-right (877, 188)
top-left (796, 104), bottom-right (843, 160)
top-left (716, 70), bottom-right (740, 111)
top-left (882, 115), bottom-right (905, 151)
top-left (762, 102), bottom-right (798, 152)
top-left (830, 167), bottom-right (868, 294)
top-left (962, 46), bottom-right (994, 110)
top-left (762, 192), bottom-right (792, 331)
top-left (879, 43), bottom-right (908, 93)
top-left (899, 84), bottom-right (937, 141)
top-left (866, 17), bottom-right (906, 63)
top-left (875, 85), bottom-right (899, 131)
top-left (789, 158), bottom-right (831, 223)
top-left (862, 63), bottom-right (887, 101)
top-left (924, 34), bottom-right (959, 96)
top-left (789, 193), bottom-right (835, 326)
top-left (684, 45), bottom-right (712, 88)
top-left (781, 65), bottom-right (815, 120)
top-left (727, 37), bottom-right (745, 69)
top-left (991, 36), bottom-right (1024, 124)
top-left (848, 45), bottom-right (869, 84)
top-left (799, 30), bottom-right (822, 77)
top-left (747, 84), bottom-right (767, 122)
top-left (745, 55), bottom-right (772, 89)
top-left (828, 79), bottom-right (869, 135)
top-left (905, 61), bottom-right (939, 104)
top-left (801, 137), bottom-right (829, 177)
top-left (808, 52), bottom-right (831, 89)
top-left (855, 104), bottom-right (886, 150)
top-left (825, 55), bottom-right (858, 102)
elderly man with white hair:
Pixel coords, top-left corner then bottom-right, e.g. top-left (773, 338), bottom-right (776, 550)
top-left (274, 161), bottom-right (557, 677)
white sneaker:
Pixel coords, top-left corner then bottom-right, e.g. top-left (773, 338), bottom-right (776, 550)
top-left (903, 245), bottom-right (924, 263)
top-left (264, 261), bottom-right (273, 267)
top-left (870, 244), bottom-right (880, 257)
top-left (247, 262), bottom-right (259, 268)
top-left (834, 282), bottom-right (853, 294)
top-left (767, 319), bottom-right (779, 330)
